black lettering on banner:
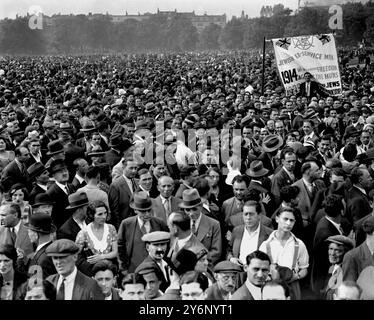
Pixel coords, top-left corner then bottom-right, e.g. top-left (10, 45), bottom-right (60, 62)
top-left (281, 68), bottom-right (298, 84)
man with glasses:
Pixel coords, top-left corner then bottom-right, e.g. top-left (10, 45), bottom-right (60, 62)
top-left (205, 261), bottom-right (242, 300)
top-left (117, 191), bottom-right (168, 275)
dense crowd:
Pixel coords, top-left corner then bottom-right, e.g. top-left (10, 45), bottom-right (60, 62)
top-left (0, 47), bottom-right (373, 301)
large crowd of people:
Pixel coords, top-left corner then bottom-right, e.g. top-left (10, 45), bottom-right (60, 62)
top-left (0, 47), bottom-right (373, 300)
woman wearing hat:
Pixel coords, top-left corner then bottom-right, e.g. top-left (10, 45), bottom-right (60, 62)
top-left (75, 200), bottom-right (118, 269)
top-left (0, 244), bottom-right (28, 300)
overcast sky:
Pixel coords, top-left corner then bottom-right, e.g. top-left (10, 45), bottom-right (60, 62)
top-left (0, 0), bottom-right (303, 20)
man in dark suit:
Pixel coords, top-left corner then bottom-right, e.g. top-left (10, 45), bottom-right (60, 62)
top-left (104, 134), bottom-right (127, 170)
top-left (342, 216), bottom-right (374, 282)
top-left (27, 163), bottom-right (49, 204)
top-left (346, 167), bottom-right (372, 224)
top-left (117, 191), bottom-right (168, 274)
top-left (46, 239), bottom-right (104, 300)
top-left (297, 72), bottom-right (327, 99)
top-left (231, 250), bottom-right (271, 300)
top-left (61, 133), bottom-right (86, 180)
top-left (257, 134), bottom-right (283, 173)
top-left (46, 159), bottom-right (76, 229)
top-left (179, 188), bottom-right (222, 266)
top-left (310, 195), bottom-right (349, 297)
top-left (271, 148), bottom-right (297, 206)
top-left (0, 146), bottom-right (30, 192)
top-left (24, 212), bottom-right (56, 279)
top-left (205, 261), bottom-right (242, 300)
top-left (152, 176), bottom-right (181, 224)
top-left (149, 162), bottom-right (167, 198)
top-left (108, 157), bottom-right (139, 228)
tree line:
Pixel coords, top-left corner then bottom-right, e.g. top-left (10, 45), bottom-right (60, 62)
top-left (1, 2), bottom-right (374, 55)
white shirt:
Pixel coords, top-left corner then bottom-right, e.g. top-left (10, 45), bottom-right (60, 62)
top-left (57, 267), bottom-right (78, 300)
top-left (55, 181), bottom-right (69, 195)
top-left (138, 217), bottom-right (150, 233)
top-left (325, 216), bottom-right (343, 235)
top-left (302, 178), bottom-right (314, 194)
top-left (36, 242), bottom-right (51, 253)
top-left (303, 131), bottom-right (315, 143)
top-left (259, 231), bottom-right (309, 271)
top-left (36, 183), bottom-right (48, 191)
top-left (244, 278), bottom-right (262, 300)
top-left (177, 233), bottom-right (193, 250)
top-left (14, 220), bottom-right (21, 235)
top-left (239, 223), bottom-right (260, 264)
top-left (353, 184), bottom-right (367, 196)
top-left (74, 174), bottom-right (85, 185)
top-left (105, 293), bottom-right (113, 300)
top-left (139, 185), bottom-right (150, 196)
top-left (31, 152), bottom-right (42, 163)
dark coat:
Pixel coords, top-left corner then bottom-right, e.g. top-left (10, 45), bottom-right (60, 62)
top-left (271, 168), bottom-right (295, 206)
top-left (231, 283), bottom-right (254, 300)
top-left (27, 241), bottom-right (56, 279)
top-left (71, 176), bottom-right (86, 190)
top-left (108, 176), bottom-right (137, 228)
top-left (346, 186), bottom-right (372, 224)
top-left (205, 283), bottom-right (227, 300)
top-left (152, 196), bottom-right (181, 224)
top-left (174, 183), bottom-right (190, 199)
top-left (298, 80), bottom-right (327, 98)
top-left (104, 149), bottom-right (122, 170)
top-left (139, 255), bottom-right (170, 292)
top-left (46, 183), bottom-right (76, 229)
top-left (117, 216), bottom-right (168, 273)
top-left (29, 184), bottom-right (47, 204)
top-left (0, 160), bottom-right (29, 192)
top-left (354, 214), bottom-right (373, 247)
top-left (57, 217), bottom-right (81, 241)
top-left (47, 269), bottom-right (104, 300)
top-left (342, 241), bottom-right (374, 282)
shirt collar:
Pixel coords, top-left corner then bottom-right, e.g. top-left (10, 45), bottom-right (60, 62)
top-left (14, 220), bottom-right (21, 234)
top-left (55, 181), bottom-right (68, 193)
top-left (245, 221), bottom-right (260, 235)
top-left (354, 184), bottom-right (367, 196)
top-left (325, 216), bottom-right (342, 233)
top-left (177, 233), bottom-right (193, 248)
top-left (74, 174), bottom-right (85, 184)
top-left (61, 266), bottom-right (77, 282)
top-left (36, 241), bottom-right (51, 253)
top-left (36, 183), bottom-right (48, 191)
top-left (160, 195), bottom-right (170, 203)
top-left (245, 278), bottom-right (262, 300)
top-left (366, 240), bottom-right (374, 255)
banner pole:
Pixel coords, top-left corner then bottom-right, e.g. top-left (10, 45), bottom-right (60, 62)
top-left (261, 36), bottom-right (266, 96)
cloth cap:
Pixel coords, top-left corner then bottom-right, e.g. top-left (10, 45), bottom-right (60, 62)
top-left (141, 231), bottom-right (170, 244)
top-left (213, 261), bottom-right (242, 273)
top-left (46, 239), bottom-right (79, 257)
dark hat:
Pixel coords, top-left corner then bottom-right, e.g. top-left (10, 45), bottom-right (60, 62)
top-left (25, 213), bottom-right (56, 234)
top-left (144, 102), bottom-right (157, 113)
top-left (363, 216), bottom-right (374, 234)
top-left (66, 192), bottom-right (89, 210)
top-left (59, 122), bottom-right (73, 132)
top-left (174, 249), bottom-right (198, 275)
top-left (325, 235), bottom-right (354, 250)
top-left (213, 261), bottom-right (242, 273)
top-left (130, 191), bottom-right (153, 211)
top-left (246, 160), bottom-right (269, 178)
top-left (46, 239), bottom-right (79, 257)
top-left (27, 162), bottom-right (47, 180)
top-left (179, 188), bottom-right (202, 209)
top-left (365, 148), bottom-right (374, 161)
top-left (47, 140), bottom-right (64, 156)
top-left (48, 159), bottom-right (67, 175)
top-left (141, 231), bottom-right (170, 244)
top-left (344, 126), bottom-right (362, 139)
top-left (349, 107), bottom-right (360, 115)
top-left (190, 103), bottom-right (201, 114)
top-left (135, 261), bottom-right (158, 276)
top-left (32, 193), bottom-right (54, 208)
top-left (240, 115), bottom-right (253, 127)
top-left (87, 147), bottom-right (105, 157)
top-left (80, 122), bottom-right (97, 133)
top-left (109, 133), bottom-right (123, 148)
top-left (262, 134), bottom-right (283, 152)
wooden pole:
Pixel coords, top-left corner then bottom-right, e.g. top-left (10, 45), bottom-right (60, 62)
top-left (261, 36), bottom-right (266, 96)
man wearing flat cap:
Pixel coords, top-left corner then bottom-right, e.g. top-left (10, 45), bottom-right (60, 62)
top-left (135, 261), bottom-right (164, 299)
top-left (205, 261), bottom-right (242, 300)
top-left (46, 159), bottom-right (76, 229)
top-left (46, 239), bottom-right (104, 300)
top-left (342, 215), bottom-right (374, 282)
top-left (138, 231), bottom-right (171, 292)
top-left (322, 235), bottom-right (354, 299)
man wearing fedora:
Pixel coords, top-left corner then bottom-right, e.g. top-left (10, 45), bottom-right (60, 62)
top-left (44, 140), bottom-right (65, 169)
top-left (57, 191), bottom-right (89, 242)
top-left (0, 146), bottom-right (30, 193)
top-left (31, 193), bottom-right (54, 216)
top-left (104, 133), bottom-right (125, 170)
top-left (46, 159), bottom-right (76, 229)
top-left (258, 134), bottom-right (283, 173)
top-left (25, 213), bottom-right (56, 279)
top-left (179, 188), bottom-right (222, 266)
top-left (46, 239), bottom-right (104, 300)
top-left (27, 163), bottom-right (50, 204)
top-left (75, 122), bottom-right (97, 153)
top-left (117, 191), bottom-right (168, 274)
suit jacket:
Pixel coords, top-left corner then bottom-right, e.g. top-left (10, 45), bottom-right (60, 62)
top-left (0, 222), bottom-right (34, 258)
top-left (25, 154), bottom-right (45, 168)
top-left (57, 217), bottom-right (82, 241)
top-left (231, 283), bottom-right (254, 300)
top-left (205, 282), bottom-right (227, 300)
top-left (108, 176), bottom-right (137, 228)
top-left (71, 176), bottom-right (87, 190)
top-left (354, 214), bottom-right (373, 247)
top-left (1, 160), bottom-right (29, 192)
top-left (221, 197), bottom-right (243, 229)
top-left (47, 183), bottom-right (76, 229)
top-left (342, 241), bottom-right (374, 282)
top-left (293, 178), bottom-right (325, 225)
top-left (29, 184), bottom-right (47, 204)
top-left (175, 183), bottom-right (190, 199)
top-left (195, 214), bottom-right (222, 265)
top-left (47, 269), bottom-right (104, 300)
top-left (310, 217), bottom-right (341, 295)
top-left (117, 216), bottom-right (168, 273)
top-left (271, 168), bottom-right (295, 206)
top-left (104, 149), bottom-right (122, 170)
top-left (227, 224), bottom-right (273, 259)
top-left (298, 80), bottom-right (327, 98)
top-left (149, 175), bottom-right (160, 199)
top-left (28, 241), bottom-right (56, 279)
top-left (346, 186), bottom-right (372, 224)
top-left (152, 196), bottom-right (181, 224)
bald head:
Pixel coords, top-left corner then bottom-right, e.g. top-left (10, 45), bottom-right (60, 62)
top-left (158, 176), bottom-right (174, 199)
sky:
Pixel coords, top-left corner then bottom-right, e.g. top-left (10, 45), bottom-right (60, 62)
top-left (0, 0), bottom-right (302, 20)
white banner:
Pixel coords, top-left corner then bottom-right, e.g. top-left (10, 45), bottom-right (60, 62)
top-left (272, 34), bottom-right (342, 96)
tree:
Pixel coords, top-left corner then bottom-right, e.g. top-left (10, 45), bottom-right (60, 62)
top-left (199, 23), bottom-right (222, 50)
top-left (220, 17), bottom-right (245, 49)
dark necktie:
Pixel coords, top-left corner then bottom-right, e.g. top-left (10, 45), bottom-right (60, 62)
top-left (9, 227), bottom-right (17, 245)
top-left (191, 220), bottom-right (197, 235)
top-left (140, 223), bottom-right (148, 234)
top-left (57, 278), bottom-right (65, 300)
top-left (131, 179), bottom-right (137, 193)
